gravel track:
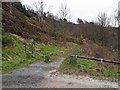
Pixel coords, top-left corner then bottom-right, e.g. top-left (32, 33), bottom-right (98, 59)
top-left (2, 58), bottom-right (118, 88)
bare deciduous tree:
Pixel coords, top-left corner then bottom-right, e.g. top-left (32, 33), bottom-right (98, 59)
top-left (57, 2), bottom-right (71, 45)
top-left (110, 9), bottom-right (119, 27)
top-left (118, 1), bottom-right (120, 27)
top-left (33, 0), bottom-right (45, 22)
top-left (58, 2), bottom-right (71, 21)
top-left (97, 12), bottom-right (111, 27)
top-left (25, 4), bottom-right (33, 11)
top-left (118, 15), bottom-right (120, 27)
top-left (114, 10), bottom-right (119, 26)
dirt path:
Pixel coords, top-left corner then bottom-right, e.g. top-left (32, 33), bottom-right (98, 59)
top-left (2, 58), bottom-right (118, 88)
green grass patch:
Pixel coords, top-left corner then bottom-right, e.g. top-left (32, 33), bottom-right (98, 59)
top-left (2, 33), bottom-right (66, 73)
top-left (59, 57), bottom-right (119, 81)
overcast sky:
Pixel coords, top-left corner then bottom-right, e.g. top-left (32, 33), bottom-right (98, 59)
top-left (20, 0), bottom-right (120, 23)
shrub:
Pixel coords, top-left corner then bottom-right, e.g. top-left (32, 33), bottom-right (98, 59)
top-left (2, 31), bottom-right (14, 47)
top-left (66, 56), bottom-right (77, 65)
top-left (80, 40), bottom-right (118, 60)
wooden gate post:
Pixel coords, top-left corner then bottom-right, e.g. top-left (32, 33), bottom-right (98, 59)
top-left (24, 39), bottom-right (35, 54)
top-left (31, 39), bottom-right (35, 54)
top-left (24, 42), bottom-right (27, 53)
top-left (69, 55), bottom-right (77, 65)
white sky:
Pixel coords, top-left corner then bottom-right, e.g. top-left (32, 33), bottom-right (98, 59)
top-left (20, 0), bottom-right (120, 23)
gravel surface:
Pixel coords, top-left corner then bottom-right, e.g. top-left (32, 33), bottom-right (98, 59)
top-left (2, 58), bottom-right (118, 88)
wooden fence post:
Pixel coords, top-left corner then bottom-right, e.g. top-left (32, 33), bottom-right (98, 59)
top-left (69, 55), bottom-right (77, 65)
top-left (24, 42), bottom-right (27, 53)
top-left (24, 39), bottom-right (35, 54)
top-left (31, 39), bottom-right (35, 54)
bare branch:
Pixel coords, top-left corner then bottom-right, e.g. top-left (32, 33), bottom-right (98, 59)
top-left (110, 9), bottom-right (119, 27)
top-left (58, 2), bottom-right (71, 20)
top-left (97, 12), bottom-right (111, 27)
top-left (32, 0), bottom-right (45, 22)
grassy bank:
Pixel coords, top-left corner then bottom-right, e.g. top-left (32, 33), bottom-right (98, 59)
top-left (2, 33), bottom-right (66, 73)
top-left (59, 51), bottom-right (119, 81)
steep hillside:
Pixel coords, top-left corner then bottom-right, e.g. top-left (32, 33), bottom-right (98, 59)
top-left (45, 14), bottom-right (118, 50)
top-left (2, 2), bottom-right (56, 44)
top-left (2, 2), bottom-right (118, 60)
top-left (2, 2), bottom-right (118, 47)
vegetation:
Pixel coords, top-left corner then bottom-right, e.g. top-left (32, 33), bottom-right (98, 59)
top-left (1, 2), bottom-right (119, 82)
top-left (59, 44), bottom-right (119, 81)
top-left (2, 32), bottom-right (66, 73)
top-left (2, 30), bottom-right (14, 47)
top-left (2, 2), bottom-right (118, 50)
top-left (59, 56), bottom-right (119, 81)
